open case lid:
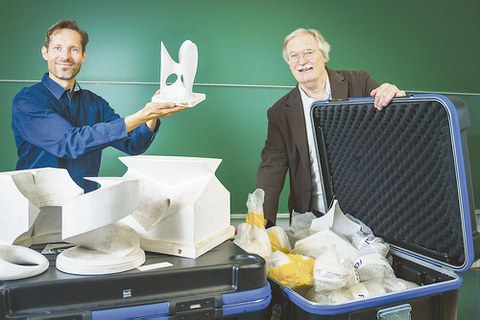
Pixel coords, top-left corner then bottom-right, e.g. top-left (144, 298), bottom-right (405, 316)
top-left (310, 94), bottom-right (479, 272)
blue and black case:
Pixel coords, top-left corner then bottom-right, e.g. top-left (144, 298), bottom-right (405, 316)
top-left (270, 94), bottom-right (479, 319)
top-left (0, 241), bottom-right (271, 319)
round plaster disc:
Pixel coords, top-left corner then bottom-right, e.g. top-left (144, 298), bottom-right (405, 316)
top-left (0, 244), bottom-right (49, 280)
top-left (56, 246), bottom-right (145, 275)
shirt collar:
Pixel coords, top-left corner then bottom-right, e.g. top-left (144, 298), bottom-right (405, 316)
top-left (41, 73), bottom-right (81, 100)
top-left (298, 77), bottom-right (332, 102)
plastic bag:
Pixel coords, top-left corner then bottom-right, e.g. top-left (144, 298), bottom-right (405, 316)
top-left (351, 231), bottom-right (390, 257)
top-left (383, 277), bottom-right (419, 292)
top-left (348, 279), bottom-right (388, 299)
top-left (285, 211), bottom-right (317, 247)
top-left (313, 248), bottom-right (359, 291)
top-left (267, 226), bottom-right (292, 253)
top-left (292, 229), bottom-right (359, 264)
top-left (233, 189), bottom-right (271, 259)
top-left (267, 251), bottom-right (314, 288)
top-left (305, 287), bottom-right (354, 304)
top-left (353, 253), bottom-right (395, 281)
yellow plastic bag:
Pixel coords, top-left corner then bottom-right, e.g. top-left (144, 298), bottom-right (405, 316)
top-left (267, 226), bottom-right (292, 253)
top-left (246, 211), bottom-right (265, 227)
top-left (233, 189), bottom-right (271, 259)
top-left (267, 251), bottom-right (314, 288)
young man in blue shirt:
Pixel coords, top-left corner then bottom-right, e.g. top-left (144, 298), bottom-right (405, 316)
top-left (12, 20), bottom-right (186, 192)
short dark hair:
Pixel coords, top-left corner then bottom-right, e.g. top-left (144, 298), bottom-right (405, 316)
top-left (44, 20), bottom-right (89, 52)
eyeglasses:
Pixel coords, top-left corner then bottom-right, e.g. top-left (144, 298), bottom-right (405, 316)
top-left (287, 49), bottom-right (321, 63)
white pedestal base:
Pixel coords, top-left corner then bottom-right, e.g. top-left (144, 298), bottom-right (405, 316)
top-left (141, 225), bottom-right (235, 259)
top-left (56, 246), bottom-right (145, 275)
top-left (151, 92), bottom-right (206, 108)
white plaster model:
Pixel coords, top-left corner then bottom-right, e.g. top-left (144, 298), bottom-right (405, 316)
top-left (0, 169), bottom-right (144, 277)
top-left (0, 244), bottom-right (49, 280)
top-left (0, 168), bottom-right (83, 246)
top-left (57, 177), bottom-right (145, 275)
top-left (120, 155), bottom-right (235, 258)
top-left (310, 199), bottom-right (362, 238)
top-left (0, 168), bottom-right (81, 280)
top-left (152, 40), bottom-right (206, 107)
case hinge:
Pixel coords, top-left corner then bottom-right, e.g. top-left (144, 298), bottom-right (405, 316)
top-left (377, 304), bottom-right (412, 320)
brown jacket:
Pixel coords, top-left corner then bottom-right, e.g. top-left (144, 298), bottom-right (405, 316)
top-left (256, 67), bottom-right (379, 225)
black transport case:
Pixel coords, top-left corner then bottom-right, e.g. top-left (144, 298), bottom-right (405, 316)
top-left (1, 240), bottom-right (271, 319)
top-left (269, 94), bottom-right (480, 319)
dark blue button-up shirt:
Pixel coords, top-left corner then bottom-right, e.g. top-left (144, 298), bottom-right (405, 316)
top-left (12, 73), bottom-right (158, 192)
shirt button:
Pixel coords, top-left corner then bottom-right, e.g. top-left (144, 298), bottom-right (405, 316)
top-left (305, 187), bottom-right (310, 193)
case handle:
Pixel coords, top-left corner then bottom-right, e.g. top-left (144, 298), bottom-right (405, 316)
top-left (377, 304), bottom-right (412, 320)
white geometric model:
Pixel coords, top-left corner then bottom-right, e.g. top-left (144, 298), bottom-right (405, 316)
top-left (0, 168), bottom-right (83, 246)
top-left (120, 155), bottom-right (235, 258)
top-left (0, 169), bottom-right (144, 278)
top-left (56, 177), bottom-right (145, 275)
top-left (152, 40), bottom-right (206, 107)
top-left (0, 155), bottom-right (233, 279)
top-left (0, 168), bottom-right (82, 280)
top-left (0, 244), bottom-right (50, 281)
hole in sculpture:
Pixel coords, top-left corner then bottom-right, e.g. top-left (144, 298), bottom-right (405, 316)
top-left (166, 73), bottom-right (179, 85)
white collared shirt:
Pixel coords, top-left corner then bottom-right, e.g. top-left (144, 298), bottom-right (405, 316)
top-left (299, 80), bottom-right (331, 213)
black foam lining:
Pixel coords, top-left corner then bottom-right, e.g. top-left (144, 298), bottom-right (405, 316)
top-left (312, 99), bottom-right (465, 266)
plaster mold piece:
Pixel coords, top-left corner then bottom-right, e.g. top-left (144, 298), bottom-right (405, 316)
top-left (61, 177), bottom-right (139, 242)
top-left (0, 244), bottom-right (49, 280)
top-left (57, 178), bottom-right (145, 275)
top-left (120, 155), bottom-right (235, 258)
top-left (310, 199), bottom-right (362, 238)
top-left (0, 168), bottom-right (83, 245)
top-left (0, 169), bottom-right (145, 277)
top-left (152, 40), bottom-right (206, 107)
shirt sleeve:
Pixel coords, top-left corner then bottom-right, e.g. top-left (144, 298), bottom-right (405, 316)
top-left (12, 89), bottom-right (130, 159)
top-left (111, 120), bottom-right (159, 155)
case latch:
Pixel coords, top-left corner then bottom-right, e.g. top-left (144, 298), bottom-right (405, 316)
top-left (377, 304), bottom-right (412, 320)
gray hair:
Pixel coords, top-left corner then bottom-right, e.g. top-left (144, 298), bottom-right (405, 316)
top-left (282, 28), bottom-right (331, 63)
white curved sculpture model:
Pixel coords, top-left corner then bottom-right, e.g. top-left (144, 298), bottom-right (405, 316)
top-left (0, 244), bottom-right (49, 281)
top-left (0, 154), bottom-right (233, 279)
top-left (57, 177), bottom-right (144, 275)
top-left (120, 155), bottom-right (235, 258)
top-left (0, 168), bottom-right (83, 246)
top-left (152, 40), bottom-right (206, 107)
top-left (0, 169), bottom-right (144, 278)
top-left (0, 168), bottom-right (82, 280)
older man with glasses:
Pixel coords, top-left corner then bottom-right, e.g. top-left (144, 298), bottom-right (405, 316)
top-left (256, 28), bottom-right (406, 227)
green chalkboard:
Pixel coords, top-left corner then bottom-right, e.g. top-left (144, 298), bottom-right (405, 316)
top-left (1, 0), bottom-right (479, 214)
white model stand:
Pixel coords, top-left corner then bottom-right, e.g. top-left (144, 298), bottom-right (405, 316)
top-left (120, 155), bottom-right (235, 258)
top-left (152, 40), bottom-right (206, 107)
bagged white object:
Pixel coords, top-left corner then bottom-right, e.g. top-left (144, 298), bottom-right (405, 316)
top-left (353, 253), bottom-right (395, 281)
top-left (267, 226), bottom-right (292, 253)
top-left (234, 223), bottom-right (271, 259)
top-left (267, 251), bottom-right (314, 288)
top-left (351, 231), bottom-right (390, 257)
top-left (306, 287), bottom-right (354, 304)
top-left (285, 211), bottom-right (317, 247)
top-left (292, 229), bottom-right (359, 263)
top-left (348, 279), bottom-right (388, 300)
top-left (313, 248), bottom-right (359, 291)
top-left (233, 189), bottom-right (271, 259)
top-left (383, 277), bottom-right (419, 292)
